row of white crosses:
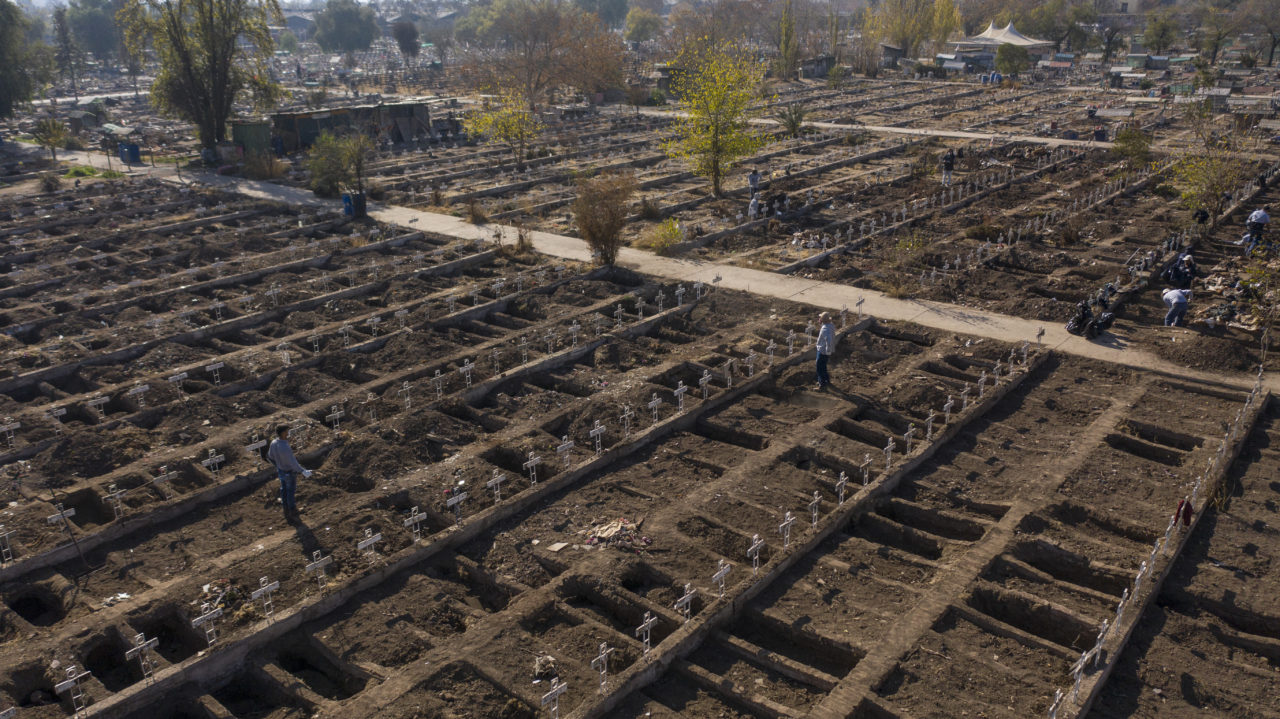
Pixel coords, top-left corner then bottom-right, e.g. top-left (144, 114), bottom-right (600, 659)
top-left (1049, 367), bottom-right (1265, 719)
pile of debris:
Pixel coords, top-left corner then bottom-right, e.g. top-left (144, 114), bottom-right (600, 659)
top-left (581, 517), bottom-right (651, 553)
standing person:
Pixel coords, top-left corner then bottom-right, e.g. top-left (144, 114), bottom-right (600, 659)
top-left (747, 168), bottom-right (761, 197)
top-left (748, 194), bottom-right (760, 221)
top-left (267, 424), bottom-right (311, 517)
top-left (1162, 287), bottom-right (1192, 327)
top-left (940, 149), bottom-right (956, 187)
top-left (815, 312), bottom-right (836, 391)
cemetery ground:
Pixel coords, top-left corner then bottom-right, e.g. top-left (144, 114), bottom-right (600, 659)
top-left (1, 80), bottom-right (1280, 719)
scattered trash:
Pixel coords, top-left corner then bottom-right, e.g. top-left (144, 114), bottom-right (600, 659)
top-left (581, 517), bottom-right (651, 553)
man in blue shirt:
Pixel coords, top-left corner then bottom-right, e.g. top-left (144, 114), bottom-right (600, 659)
top-left (815, 312), bottom-right (836, 391)
top-left (267, 424), bottom-right (311, 518)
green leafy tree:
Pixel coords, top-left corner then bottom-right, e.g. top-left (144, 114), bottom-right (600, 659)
top-left (307, 131), bottom-right (373, 197)
top-left (1111, 127), bottom-right (1151, 166)
top-left (1174, 150), bottom-right (1247, 215)
top-left (278, 29), bottom-right (299, 54)
top-left (1192, 1), bottom-right (1237, 65)
top-left (777, 0), bottom-right (799, 80)
top-left (0, 0), bottom-right (55, 119)
top-left (573, 171), bottom-right (637, 266)
top-left (664, 46), bottom-right (766, 197)
top-left (120, 0), bottom-right (282, 151)
top-left (574, 0), bottom-right (626, 28)
top-left (32, 117), bottom-right (69, 160)
top-left (1143, 11), bottom-right (1180, 56)
top-left (53, 6), bottom-right (83, 99)
top-left (776, 103), bottom-right (807, 138)
top-left (466, 92), bottom-right (545, 170)
top-left (624, 8), bottom-right (661, 43)
top-left (69, 0), bottom-right (122, 63)
top-left (1238, 0), bottom-right (1279, 66)
top-left (995, 43), bottom-right (1030, 75)
top-left (392, 20), bottom-right (420, 61)
top-left (315, 0), bottom-right (378, 55)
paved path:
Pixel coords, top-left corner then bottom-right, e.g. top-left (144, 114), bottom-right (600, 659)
top-left (51, 147), bottom-right (1271, 391)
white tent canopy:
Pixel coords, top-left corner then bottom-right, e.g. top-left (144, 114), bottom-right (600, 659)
top-left (955, 22), bottom-right (1053, 51)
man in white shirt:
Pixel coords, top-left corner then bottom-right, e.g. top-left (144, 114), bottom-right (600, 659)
top-left (1247, 206), bottom-right (1269, 238)
top-left (815, 312), bottom-right (836, 390)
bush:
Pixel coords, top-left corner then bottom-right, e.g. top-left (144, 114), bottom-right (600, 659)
top-left (466, 199), bottom-right (489, 224)
top-left (99, 170), bottom-right (125, 179)
top-left (63, 136), bottom-right (86, 151)
top-left (964, 224), bottom-right (1002, 241)
top-left (573, 172), bottom-right (637, 266)
top-left (243, 152), bottom-right (287, 180)
top-left (637, 197), bottom-right (662, 220)
top-left (63, 165), bottom-right (97, 178)
top-left (636, 217), bottom-right (681, 256)
top-left (648, 89), bottom-right (665, 105)
top-left (38, 172), bottom-right (62, 193)
top-left (1111, 127), bottom-right (1152, 167)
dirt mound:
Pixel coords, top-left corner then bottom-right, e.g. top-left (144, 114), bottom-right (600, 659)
top-left (266, 368), bottom-right (351, 405)
top-left (34, 424), bottom-right (153, 484)
top-left (1150, 331), bottom-right (1257, 372)
top-left (316, 433), bottom-right (420, 492)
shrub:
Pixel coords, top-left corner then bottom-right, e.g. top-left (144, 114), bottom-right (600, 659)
top-left (964, 224), bottom-right (1002, 241)
top-left (38, 172), bottom-right (62, 193)
top-left (574, 172), bottom-right (637, 266)
top-left (466, 199), bottom-right (489, 224)
top-left (63, 165), bottom-right (97, 178)
top-left (637, 197), bottom-right (662, 220)
top-left (243, 152), bottom-right (287, 180)
top-left (636, 218), bottom-right (681, 255)
top-left (99, 170), bottom-right (125, 179)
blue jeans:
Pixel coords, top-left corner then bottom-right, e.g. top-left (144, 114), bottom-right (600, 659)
top-left (1164, 302), bottom-right (1187, 327)
top-left (816, 353), bottom-right (831, 387)
top-left (277, 470), bottom-right (298, 513)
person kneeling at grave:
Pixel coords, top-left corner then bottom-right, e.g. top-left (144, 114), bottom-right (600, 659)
top-left (267, 424), bottom-right (312, 518)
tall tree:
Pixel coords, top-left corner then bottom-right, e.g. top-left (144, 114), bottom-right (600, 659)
top-left (663, 46), bottom-right (766, 197)
top-left (315, 0), bottom-right (378, 55)
top-left (392, 20), bottom-right (420, 61)
top-left (68, 0), bottom-right (122, 63)
top-left (1143, 11), bottom-right (1179, 56)
top-left (869, 0), bottom-right (936, 58)
top-left (1238, 0), bottom-right (1279, 66)
top-left (1022, 0), bottom-right (1096, 53)
top-left (930, 0), bottom-right (962, 51)
top-left (53, 6), bottom-right (83, 99)
top-left (574, 0), bottom-right (626, 28)
top-left (1192, 1), bottom-right (1237, 65)
top-left (624, 7), bottom-right (661, 43)
top-left (777, 0), bottom-right (799, 79)
top-left (120, 0), bottom-right (282, 150)
top-left (469, 0), bottom-right (623, 108)
top-left (1, 0), bottom-right (54, 118)
top-left (466, 92), bottom-right (544, 169)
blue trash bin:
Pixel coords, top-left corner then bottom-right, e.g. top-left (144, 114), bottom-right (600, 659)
top-left (123, 143), bottom-right (141, 164)
top-left (342, 194), bottom-right (354, 216)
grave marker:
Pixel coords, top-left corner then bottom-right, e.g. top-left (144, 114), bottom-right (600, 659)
top-left (745, 350), bottom-right (757, 377)
top-left (884, 437), bottom-right (895, 471)
top-left (674, 381), bottom-right (689, 412)
top-left (860, 454), bottom-right (873, 485)
top-left (541, 678), bottom-right (568, 719)
top-left (621, 404), bottom-right (634, 439)
top-left (766, 339), bottom-right (777, 367)
top-left (46, 407), bottom-right (67, 436)
top-left (674, 582), bottom-right (696, 622)
top-left (978, 371), bottom-right (987, 398)
top-left (127, 383), bottom-right (151, 409)
top-left (306, 550), bottom-right (333, 589)
top-left (787, 329), bottom-right (796, 356)
top-left (250, 577), bottom-right (279, 622)
top-left (524, 451), bottom-right (542, 484)
top-left (486, 470), bottom-right (508, 503)
top-left (404, 505), bottom-right (430, 540)
top-left (713, 558), bottom-right (731, 597)
top-left (357, 527), bottom-right (383, 558)
top-left (778, 509), bottom-right (798, 549)
top-left (0, 525), bottom-right (15, 565)
top-left (545, 329), bottom-right (557, 354)
top-left (205, 362), bottom-right (224, 386)
top-left (636, 611), bottom-right (658, 654)
top-left (105, 483), bottom-right (126, 520)
top-left (648, 393), bottom-right (662, 423)
top-left (675, 285), bottom-right (686, 306)
top-left (589, 421), bottom-right (606, 455)
top-left (125, 633), bottom-right (159, 685)
top-left (192, 602), bottom-right (223, 646)
top-left (459, 358), bottom-right (476, 387)
top-left (591, 643), bottom-right (613, 694)
top-left (167, 372), bottom-right (189, 401)
top-left (152, 465), bottom-right (178, 498)
top-left (54, 664), bottom-right (91, 718)
top-left (570, 321), bottom-right (580, 347)
top-left (961, 384), bottom-right (971, 410)
top-left (809, 491), bottom-right (821, 528)
top-left (201, 448), bottom-right (226, 478)
top-left (432, 370), bottom-right (444, 399)
top-left (944, 395), bottom-right (954, 423)
top-left (904, 424), bottom-right (917, 454)
top-left (856, 297), bottom-right (865, 322)
top-left (556, 435), bottom-right (575, 469)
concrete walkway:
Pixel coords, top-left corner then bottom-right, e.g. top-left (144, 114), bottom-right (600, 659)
top-left (48, 147), bottom-right (1269, 391)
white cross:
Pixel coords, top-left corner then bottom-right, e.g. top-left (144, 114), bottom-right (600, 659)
top-left (589, 421), bottom-right (606, 455)
top-left (193, 603), bottom-right (223, 646)
top-left (961, 384), bottom-right (971, 410)
top-left (541, 678), bottom-right (568, 719)
top-left (570, 320), bottom-right (580, 346)
top-left (943, 395), bottom-right (954, 423)
top-left (745, 350), bottom-right (756, 377)
top-left (656, 290), bottom-right (665, 312)
top-left (127, 382), bottom-right (151, 408)
top-left (648, 393), bottom-right (662, 423)
top-left (326, 404), bottom-right (344, 431)
top-left (432, 370), bottom-right (444, 399)
top-left (766, 339), bottom-right (776, 366)
top-left (904, 424), bottom-right (917, 454)
top-left (357, 528), bottom-right (384, 559)
top-left (978, 371), bottom-right (987, 398)
top-left (125, 633), bottom-right (159, 685)
top-left (614, 303), bottom-right (624, 329)
top-left (46, 407), bottom-right (67, 436)
top-left (713, 558), bottom-right (731, 597)
top-left (205, 361), bottom-right (224, 386)
top-left (884, 437), bottom-right (895, 471)
top-left (306, 550), bottom-right (333, 590)
top-left (724, 358), bottom-right (735, 388)
top-left (486, 470), bottom-right (508, 503)
top-left (748, 533), bottom-right (765, 575)
top-left (403, 505), bottom-right (430, 540)
top-left (519, 335), bottom-right (530, 363)
top-left (787, 329), bottom-right (796, 355)
top-left (835, 471), bottom-right (848, 505)
top-left (674, 582), bottom-right (696, 622)
top-left (557, 435), bottom-right (575, 469)
top-left (524, 451), bottom-right (542, 484)
top-left (459, 358), bottom-right (476, 387)
top-left (675, 285), bottom-right (686, 305)
top-left (546, 329), bottom-right (557, 354)
top-left (591, 643), bottom-right (613, 694)
top-left (699, 369), bottom-right (712, 399)
top-left (674, 381), bottom-right (689, 412)
top-left (250, 576), bottom-right (280, 622)
top-left (621, 404), bottom-right (634, 438)
top-left (779, 510), bottom-right (796, 548)
top-left (104, 483), bottom-right (126, 520)
top-left (395, 308), bottom-right (409, 329)
top-left (54, 665), bottom-right (91, 717)
top-left (636, 611), bottom-right (658, 654)
top-left (446, 490), bottom-right (468, 523)
top-left (861, 454), bottom-right (873, 485)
